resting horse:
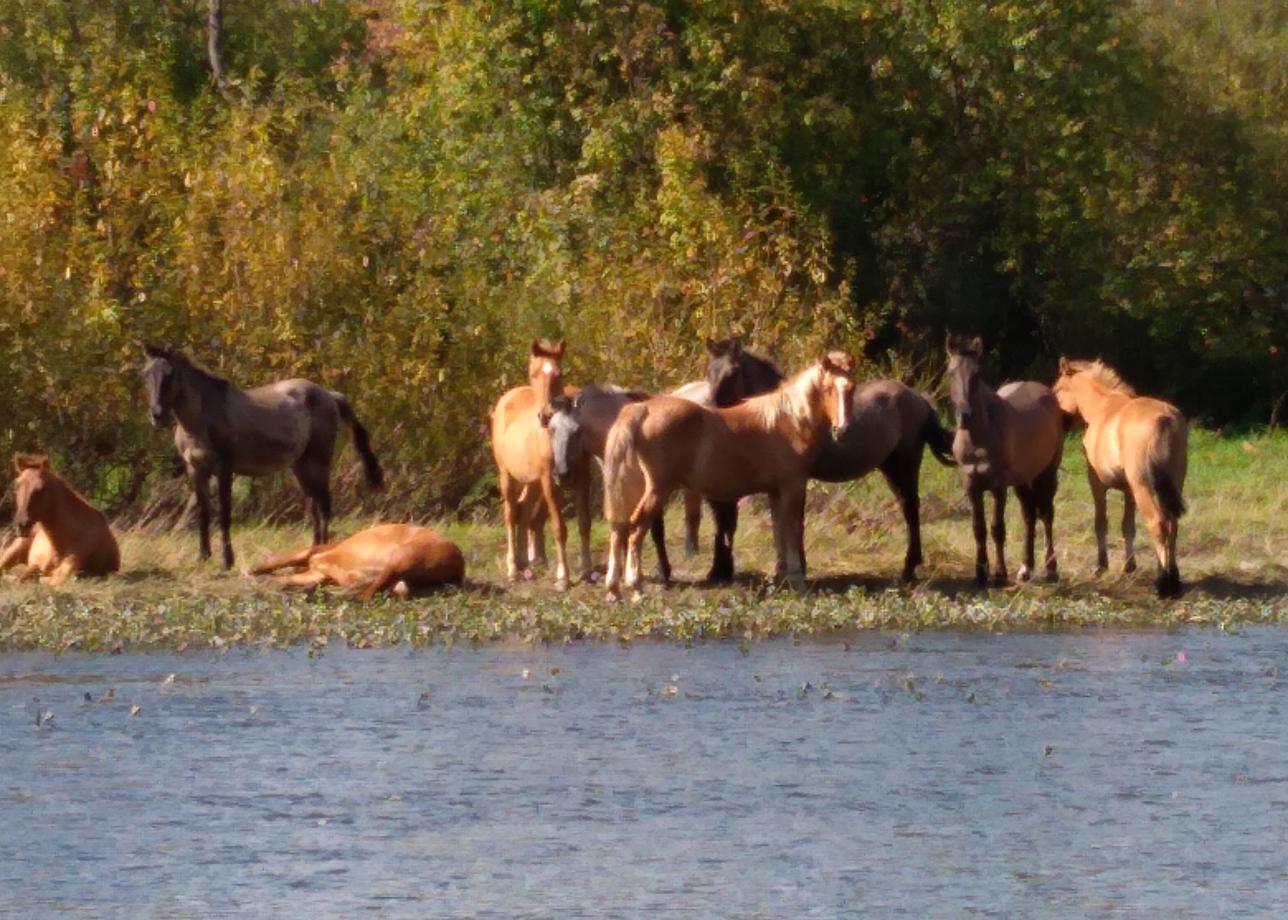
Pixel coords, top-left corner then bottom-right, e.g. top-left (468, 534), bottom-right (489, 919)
top-left (142, 344), bottom-right (384, 569)
top-left (946, 335), bottom-right (1064, 586)
top-left (703, 337), bottom-right (956, 582)
top-left (0, 453), bottom-right (119, 585)
top-left (603, 353), bottom-right (856, 595)
top-left (1053, 357), bottom-right (1188, 597)
top-left (251, 524), bottom-right (464, 599)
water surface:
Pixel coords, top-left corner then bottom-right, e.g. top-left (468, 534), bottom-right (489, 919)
top-left (3, 628), bottom-right (1286, 917)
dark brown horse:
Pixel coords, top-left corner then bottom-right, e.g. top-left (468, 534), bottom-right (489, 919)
top-left (704, 337), bottom-right (956, 581)
top-left (946, 335), bottom-right (1064, 586)
top-left (141, 344), bottom-right (383, 569)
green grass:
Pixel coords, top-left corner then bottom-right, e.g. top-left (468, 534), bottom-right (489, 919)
top-left (2, 430), bottom-right (1285, 652)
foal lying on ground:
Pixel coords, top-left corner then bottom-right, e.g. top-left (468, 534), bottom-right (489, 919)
top-left (0, 453), bottom-right (119, 585)
top-left (602, 352), bottom-right (856, 595)
top-left (251, 524), bottom-right (464, 598)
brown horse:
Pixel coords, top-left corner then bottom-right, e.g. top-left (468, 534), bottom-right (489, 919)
top-left (946, 336), bottom-right (1064, 586)
top-left (490, 339), bottom-right (589, 588)
top-left (705, 337), bottom-right (956, 582)
top-left (603, 353), bottom-right (856, 594)
top-left (1053, 358), bottom-right (1188, 597)
top-left (0, 454), bottom-right (120, 585)
top-left (141, 344), bottom-right (384, 570)
top-left (251, 524), bottom-right (464, 598)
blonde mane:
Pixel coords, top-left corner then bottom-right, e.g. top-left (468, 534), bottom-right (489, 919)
top-left (748, 363), bottom-right (823, 434)
top-left (1068, 359), bottom-right (1136, 396)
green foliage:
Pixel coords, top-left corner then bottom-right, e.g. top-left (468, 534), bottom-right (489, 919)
top-left (0, 0), bottom-right (1284, 515)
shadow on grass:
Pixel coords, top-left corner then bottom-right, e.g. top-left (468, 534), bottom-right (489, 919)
top-left (1189, 574), bottom-right (1288, 601)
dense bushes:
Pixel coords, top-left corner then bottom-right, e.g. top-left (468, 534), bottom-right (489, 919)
top-left (0, 0), bottom-right (1284, 516)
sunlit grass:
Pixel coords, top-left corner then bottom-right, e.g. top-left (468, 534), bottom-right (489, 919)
top-left (1, 431), bottom-right (1285, 651)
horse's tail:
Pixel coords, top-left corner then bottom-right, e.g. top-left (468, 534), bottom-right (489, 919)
top-left (333, 392), bottom-right (385, 490)
top-left (603, 404), bottom-right (647, 525)
top-left (919, 396), bottom-right (957, 467)
top-left (1146, 414), bottom-right (1187, 520)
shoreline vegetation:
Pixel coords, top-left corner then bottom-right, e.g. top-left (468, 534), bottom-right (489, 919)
top-left (2, 430), bottom-right (1284, 652)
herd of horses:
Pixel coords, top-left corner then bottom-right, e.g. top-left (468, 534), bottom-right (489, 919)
top-left (0, 335), bottom-right (1189, 599)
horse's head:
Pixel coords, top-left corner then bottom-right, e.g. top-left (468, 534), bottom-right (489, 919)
top-left (11, 453), bottom-right (51, 536)
top-left (1052, 356), bottom-right (1082, 417)
top-left (141, 342), bottom-right (179, 427)
top-left (705, 336), bottom-right (747, 407)
top-left (946, 334), bottom-right (986, 432)
top-left (539, 394), bottom-right (581, 481)
top-left (528, 339), bottom-right (566, 414)
top-left (819, 351), bottom-right (856, 439)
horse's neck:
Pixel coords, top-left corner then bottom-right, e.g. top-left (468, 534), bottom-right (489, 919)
top-left (174, 364), bottom-right (229, 437)
top-left (36, 478), bottom-right (87, 539)
top-left (1074, 379), bottom-right (1124, 426)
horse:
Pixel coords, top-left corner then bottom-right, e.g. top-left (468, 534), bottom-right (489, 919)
top-left (667, 379), bottom-right (714, 555)
top-left (0, 453), bottom-right (120, 585)
top-left (704, 337), bottom-right (956, 582)
top-left (141, 343), bottom-right (384, 570)
top-left (250, 523), bottom-right (464, 598)
top-left (490, 339), bottom-right (589, 588)
top-left (603, 352), bottom-right (856, 595)
top-left (946, 335), bottom-right (1064, 586)
top-left (1053, 357), bottom-right (1188, 597)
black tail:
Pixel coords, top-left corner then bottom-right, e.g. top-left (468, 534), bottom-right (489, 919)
top-left (919, 398), bottom-right (957, 467)
top-left (1150, 464), bottom-right (1187, 520)
top-left (334, 392), bottom-right (384, 490)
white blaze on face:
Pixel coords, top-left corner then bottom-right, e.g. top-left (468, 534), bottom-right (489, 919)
top-left (543, 360), bottom-right (555, 376)
top-left (834, 378), bottom-right (852, 431)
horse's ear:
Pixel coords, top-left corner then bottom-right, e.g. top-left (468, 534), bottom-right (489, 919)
top-left (728, 337), bottom-right (742, 358)
top-left (967, 336), bottom-right (984, 357)
top-left (1058, 356), bottom-right (1071, 375)
top-left (529, 340), bottom-right (543, 357)
top-left (705, 337), bottom-right (721, 357)
top-left (822, 351), bottom-right (854, 375)
top-left (142, 341), bottom-right (167, 359)
top-left (13, 453), bottom-right (47, 472)
top-left (552, 339), bottom-right (565, 357)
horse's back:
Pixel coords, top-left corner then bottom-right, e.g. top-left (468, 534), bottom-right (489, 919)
top-left (997, 380), bottom-right (1064, 482)
top-left (812, 379), bottom-right (926, 481)
top-left (229, 378), bottom-right (329, 470)
top-left (318, 524), bottom-right (464, 588)
top-left (1115, 396), bottom-right (1188, 482)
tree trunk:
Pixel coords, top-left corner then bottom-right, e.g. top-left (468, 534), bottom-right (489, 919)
top-left (207, 0), bottom-right (234, 101)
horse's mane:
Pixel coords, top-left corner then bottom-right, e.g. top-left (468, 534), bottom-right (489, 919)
top-left (1067, 359), bottom-right (1136, 396)
top-left (167, 348), bottom-right (234, 393)
top-left (748, 362), bottom-right (823, 434)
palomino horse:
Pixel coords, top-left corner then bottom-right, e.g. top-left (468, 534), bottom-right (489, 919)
top-left (1053, 358), bottom-right (1188, 597)
top-left (142, 344), bottom-right (384, 569)
top-left (490, 339), bottom-right (589, 588)
top-left (0, 453), bottom-right (119, 585)
top-left (251, 524), bottom-right (464, 598)
top-left (946, 335), bottom-right (1064, 586)
top-left (705, 337), bottom-right (956, 582)
top-left (603, 353), bottom-right (856, 595)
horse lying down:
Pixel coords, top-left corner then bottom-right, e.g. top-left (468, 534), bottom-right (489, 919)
top-left (0, 453), bottom-right (120, 585)
top-left (251, 524), bottom-right (465, 598)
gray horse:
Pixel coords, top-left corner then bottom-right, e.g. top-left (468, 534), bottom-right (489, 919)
top-left (945, 335), bottom-right (1064, 586)
top-left (141, 343), bottom-right (383, 569)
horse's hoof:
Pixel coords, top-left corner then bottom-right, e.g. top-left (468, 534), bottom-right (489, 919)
top-left (1124, 558), bottom-right (1137, 574)
top-left (1094, 563), bottom-right (1108, 576)
top-left (991, 573), bottom-right (1008, 588)
top-left (554, 577), bottom-right (569, 592)
top-left (1017, 565), bottom-right (1032, 583)
top-left (900, 568), bottom-right (917, 584)
top-left (630, 589), bottom-right (645, 604)
top-left (522, 568), bottom-right (535, 581)
top-left (1044, 567), bottom-right (1059, 584)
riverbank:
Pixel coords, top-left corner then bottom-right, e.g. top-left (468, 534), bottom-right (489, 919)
top-left (2, 430), bottom-right (1285, 651)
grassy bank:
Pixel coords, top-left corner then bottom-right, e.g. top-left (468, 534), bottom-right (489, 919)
top-left (2, 431), bottom-right (1285, 652)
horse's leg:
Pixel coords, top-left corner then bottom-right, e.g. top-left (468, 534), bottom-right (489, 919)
top-left (216, 464), bottom-right (235, 570)
top-left (191, 468), bottom-right (213, 562)
top-left (538, 473), bottom-right (569, 589)
top-left (1165, 513), bottom-right (1182, 597)
top-left (881, 453), bottom-right (923, 582)
top-left (1121, 489), bottom-right (1138, 574)
top-left (969, 486), bottom-right (988, 587)
top-left (40, 556), bottom-right (79, 587)
top-left (1015, 484), bottom-right (1037, 583)
top-left (650, 515), bottom-right (672, 586)
top-left (524, 490), bottom-right (548, 571)
top-left (990, 488), bottom-right (1008, 586)
top-left (605, 524), bottom-right (624, 598)
top-left (683, 490), bottom-right (702, 556)
top-left (1128, 474), bottom-right (1173, 597)
top-left (1088, 466), bottom-right (1109, 574)
top-left (626, 485), bottom-right (666, 591)
top-left (706, 499), bottom-right (738, 583)
top-left (0, 535), bottom-right (32, 572)
top-left (572, 466), bottom-right (593, 583)
top-left (499, 471), bottom-right (521, 581)
top-left (292, 458), bottom-right (331, 546)
top-left (1036, 462), bottom-right (1059, 582)
top-left (768, 489), bottom-right (786, 580)
top-left (780, 484), bottom-right (808, 588)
